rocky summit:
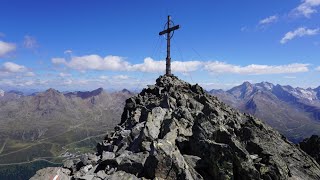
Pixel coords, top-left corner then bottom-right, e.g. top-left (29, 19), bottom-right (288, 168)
top-left (31, 76), bottom-right (320, 180)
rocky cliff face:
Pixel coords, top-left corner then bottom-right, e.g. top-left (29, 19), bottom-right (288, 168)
top-left (31, 76), bottom-right (320, 180)
top-left (300, 135), bottom-right (320, 165)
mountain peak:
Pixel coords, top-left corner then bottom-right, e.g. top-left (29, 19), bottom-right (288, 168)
top-left (255, 81), bottom-right (274, 90)
top-left (32, 76), bottom-right (320, 180)
top-left (227, 81), bottom-right (255, 99)
top-left (43, 88), bottom-right (61, 96)
top-left (236, 81), bottom-right (253, 90)
top-left (121, 88), bottom-right (131, 93)
top-left (91, 87), bottom-right (104, 94)
top-left (242, 81), bottom-right (252, 86)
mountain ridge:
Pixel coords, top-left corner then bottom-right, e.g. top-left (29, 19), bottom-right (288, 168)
top-left (210, 81), bottom-right (320, 142)
top-left (31, 75), bottom-right (320, 179)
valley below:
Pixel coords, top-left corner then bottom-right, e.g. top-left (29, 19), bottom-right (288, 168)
top-left (0, 88), bottom-right (132, 179)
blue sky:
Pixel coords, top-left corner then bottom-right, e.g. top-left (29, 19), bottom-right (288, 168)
top-left (0, 0), bottom-right (320, 91)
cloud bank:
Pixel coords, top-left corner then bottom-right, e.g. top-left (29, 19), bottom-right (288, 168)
top-left (204, 62), bottom-right (309, 75)
top-left (52, 54), bottom-right (309, 75)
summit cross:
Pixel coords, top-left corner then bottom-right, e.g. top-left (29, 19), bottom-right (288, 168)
top-left (159, 15), bottom-right (180, 76)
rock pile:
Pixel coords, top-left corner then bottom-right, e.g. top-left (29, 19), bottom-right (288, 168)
top-left (31, 75), bottom-right (320, 180)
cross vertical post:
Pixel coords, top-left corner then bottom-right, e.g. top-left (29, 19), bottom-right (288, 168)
top-left (166, 15), bottom-right (171, 76)
top-left (159, 15), bottom-right (180, 76)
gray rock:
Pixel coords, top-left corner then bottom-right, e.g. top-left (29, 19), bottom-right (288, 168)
top-left (143, 107), bottom-right (166, 140)
top-left (79, 174), bottom-right (95, 180)
top-left (30, 167), bottom-right (71, 180)
top-left (102, 151), bottom-right (115, 161)
top-left (105, 171), bottom-right (139, 180)
top-left (81, 164), bottom-right (93, 174)
top-left (63, 159), bottom-right (74, 169)
top-left (96, 170), bottom-right (107, 179)
top-left (116, 150), bottom-right (149, 175)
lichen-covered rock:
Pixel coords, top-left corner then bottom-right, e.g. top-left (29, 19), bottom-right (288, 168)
top-left (31, 75), bottom-right (320, 180)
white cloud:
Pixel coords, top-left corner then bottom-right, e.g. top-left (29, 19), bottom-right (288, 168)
top-left (0, 41), bottom-right (16, 57)
top-left (25, 72), bottom-right (36, 77)
top-left (52, 58), bottom-right (67, 64)
top-left (240, 26), bottom-right (248, 32)
top-left (64, 50), bottom-right (72, 54)
top-left (280, 27), bottom-right (319, 44)
top-left (52, 55), bottom-right (202, 73)
top-left (99, 75), bottom-right (108, 80)
top-left (259, 15), bottom-right (278, 25)
top-left (315, 66), bottom-right (320, 71)
top-left (52, 54), bottom-right (311, 75)
top-left (59, 72), bottom-right (71, 77)
top-left (204, 61), bottom-right (309, 75)
top-left (62, 79), bottom-right (73, 85)
top-left (24, 81), bottom-right (34, 86)
top-left (3, 62), bottom-right (27, 73)
top-left (113, 75), bottom-right (129, 80)
top-left (130, 57), bottom-right (202, 73)
top-left (293, 0), bottom-right (320, 17)
top-left (283, 76), bottom-right (297, 79)
top-left (23, 35), bottom-right (38, 49)
top-left (52, 55), bottom-right (130, 71)
top-left (0, 78), bottom-right (49, 87)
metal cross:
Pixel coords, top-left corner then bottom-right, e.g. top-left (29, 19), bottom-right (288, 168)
top-left (159, 15), bottom-right (180, 76)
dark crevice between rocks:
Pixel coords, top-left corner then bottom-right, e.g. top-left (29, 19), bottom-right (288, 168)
top-left (176, 138), bottom-right (191, 155)
top-left (165, 161), bottom-right (175, 179)
top-left (159, 118), bottom-right (174, 139)
top-left (143, 155), bottom-right (158, 179)
top-left (75, 161), bottom-right (84, 171)
top-left (194, 160), bottom-right (213, 180)
top-left (139, 107), bottom-right (149, 123)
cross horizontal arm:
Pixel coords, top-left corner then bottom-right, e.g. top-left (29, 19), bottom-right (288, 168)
top-left (159, 25), bottom-right (180, 35)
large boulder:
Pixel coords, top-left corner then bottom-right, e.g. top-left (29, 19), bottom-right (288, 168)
top-left (30, 167), bottom-right (71, 180)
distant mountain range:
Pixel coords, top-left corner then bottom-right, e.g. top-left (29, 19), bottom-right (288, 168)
top-left (209, 82), bottom-right (320, 143)
top-left (0, 88), bottom-right (133, 166)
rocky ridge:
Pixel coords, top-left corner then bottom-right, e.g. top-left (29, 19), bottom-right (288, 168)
top-left (209, 81), bottom-right (320, 143)
top-left (31, 76), bottom-right (320, 180)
